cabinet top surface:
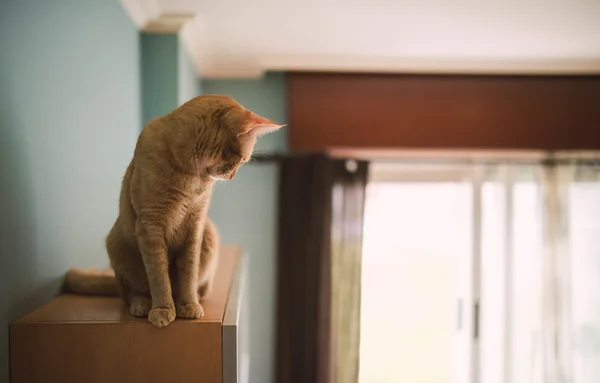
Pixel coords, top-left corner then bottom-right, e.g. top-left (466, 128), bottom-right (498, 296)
top-left (13, 245), bottom-right (242, 325)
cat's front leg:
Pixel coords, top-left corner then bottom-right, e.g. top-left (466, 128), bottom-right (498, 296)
top-left (175, 219), bottom-right (204, 319)
top-left (137, 225), bottom-right (176, 328)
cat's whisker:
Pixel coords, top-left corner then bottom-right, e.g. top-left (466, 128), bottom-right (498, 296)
top-left (249, 152), bottom-right (268, 163)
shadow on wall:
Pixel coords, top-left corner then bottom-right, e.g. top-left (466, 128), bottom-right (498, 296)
top-left (0, 109), bottom-right (65, 383)
top-left (0, 1), bottom-right (141, 382)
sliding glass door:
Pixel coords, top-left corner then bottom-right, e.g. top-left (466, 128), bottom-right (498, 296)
top-left (359, 157), bottom-right (600, 383)
top-left (359, 163), bottom-right (475, 383)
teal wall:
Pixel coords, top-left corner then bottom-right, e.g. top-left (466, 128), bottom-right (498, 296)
top-left (0, 1), bottom-right (140, 382)
top-left (203, 72), bottom-right (287, 383)
top-left (177, 36), bottom-right (202, 105)
top-left (140, 33), bottom-right (201, 127)
top-left (202, 73), bottom-right (287, 154)
top-left (141, 33), bottom-right (178, 126)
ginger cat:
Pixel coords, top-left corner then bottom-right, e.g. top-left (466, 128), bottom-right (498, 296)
top-left (66, 95), bottom-right (284, 327)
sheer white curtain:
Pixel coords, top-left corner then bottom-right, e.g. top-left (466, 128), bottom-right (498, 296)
top-left (359, 155), bottom-right (600, 383)
top-left (478, 162), bottom-right (544, 383)
top-left (478, 153), bottom-right (600, 383)
top-left (546, 154), bottom-right (600, 383)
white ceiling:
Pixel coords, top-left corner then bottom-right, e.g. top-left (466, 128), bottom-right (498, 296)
top-left (122, 0), bottom-right (600, 78)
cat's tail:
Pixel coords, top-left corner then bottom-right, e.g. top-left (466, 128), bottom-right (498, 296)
top-left (65, 268), bottom-right (119, 295)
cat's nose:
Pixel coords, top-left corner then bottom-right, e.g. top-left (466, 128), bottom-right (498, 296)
top-left (228, 168), bottom-right (237, 180)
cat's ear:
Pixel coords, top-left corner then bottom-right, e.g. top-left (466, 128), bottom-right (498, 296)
top-left (239, 110), bottom-right (286, 137)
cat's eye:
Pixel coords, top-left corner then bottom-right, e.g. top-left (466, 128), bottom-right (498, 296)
top-left (217, 163), bottom-right (234, 174)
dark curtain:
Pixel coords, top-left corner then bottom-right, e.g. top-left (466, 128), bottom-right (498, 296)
top-left (275, 154), bottom-right (369, 383)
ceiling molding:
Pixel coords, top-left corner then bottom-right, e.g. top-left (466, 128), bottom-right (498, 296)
top-left (199, 55), bottom-right (600, 79)
top-left (120, 0), bottom-right (195, 33)
top-left (142, 13), bottom-right (196, 33)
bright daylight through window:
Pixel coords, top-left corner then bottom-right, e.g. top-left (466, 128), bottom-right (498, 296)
top-left (359, 158), bottom-right (600, 383)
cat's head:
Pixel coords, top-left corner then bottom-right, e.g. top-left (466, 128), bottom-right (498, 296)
top-left (173, 94), bottom-right (285, 180)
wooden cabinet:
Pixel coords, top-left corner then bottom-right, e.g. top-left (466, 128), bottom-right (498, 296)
top-left (10, 246), bottom-right (247, 383)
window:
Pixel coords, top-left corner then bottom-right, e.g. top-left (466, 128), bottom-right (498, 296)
top-left (359, 159), bottom-right (600, 383)
top-left (359, 166), bottom-right (471, 383)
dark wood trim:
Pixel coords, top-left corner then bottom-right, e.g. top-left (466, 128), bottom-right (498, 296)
top-left (288, 73), bottom-right (600, 152)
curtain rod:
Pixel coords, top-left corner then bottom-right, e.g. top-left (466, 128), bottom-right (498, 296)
top-left (250, 151), bottom-right (600, 166)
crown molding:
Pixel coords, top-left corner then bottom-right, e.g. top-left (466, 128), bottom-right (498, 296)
top-left (197, 55), bottom-right (600, 79)
top-left (120, 0), bottom-right (195, 33)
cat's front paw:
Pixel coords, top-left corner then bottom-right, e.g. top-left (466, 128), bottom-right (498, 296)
top-left (148, 307), bottom-right (176, 328)
top-left (129, 297), bottom-right (152, 317)
top-left (176, 302), bottom-right (204, 319)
